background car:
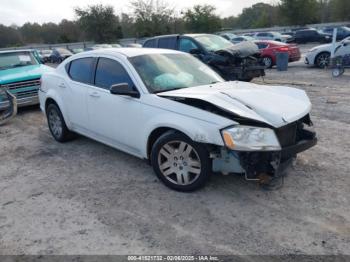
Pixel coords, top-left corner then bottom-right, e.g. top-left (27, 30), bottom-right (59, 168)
top-left (143, 34), bottom-right (265, 81)
top-left (39, 49), bottom-right (52, 63)
top-left (322, 26), bottom-right (350, 41)
top-left (217, 32), bottom-right (238, 42)
top-left (254, 31), bottom-right (291, 42)
top-left (0, 49), bottom-right (52, 110)
top-left (124, 43), bottom-right (142, 48)
top-left (70, 48), bottom-right (84, 54)
top-left (49, 48), bottom-right (73, 63)
top-left (254, 40), bottom-right (301, 68)
top-left (92, 44), bottom-right (113, 49)
top-left (305, 36), bottom-right (350, 68)
top-left (230, 35), bottom-right (255, 44)
top-left (294, 29), bottom-right (332, 44)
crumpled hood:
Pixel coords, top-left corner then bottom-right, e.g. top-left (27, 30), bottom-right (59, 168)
top-left (215, 41), bottom-right (260, 58)
top-left (0, 64), bottom-right (53, 85)
top-left (158, 81), bottom-right (311, 128)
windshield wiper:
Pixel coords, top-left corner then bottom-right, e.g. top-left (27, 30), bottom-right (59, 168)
top-left (153, 87), bottom-right (186, 94)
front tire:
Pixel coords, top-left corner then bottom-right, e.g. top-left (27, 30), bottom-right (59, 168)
top-left (46, 103), bottom-right (74, 142)
top-left (151, 131), bottom-right (211, 192)
top-left (315, 52), bottom-right (330, 68)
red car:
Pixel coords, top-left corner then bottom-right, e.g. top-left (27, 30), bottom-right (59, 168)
top-left (254, 40), bottom-right (301, 68)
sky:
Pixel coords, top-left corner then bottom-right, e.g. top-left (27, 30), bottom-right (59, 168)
top-left (0, 0), bottom-right (277, 26)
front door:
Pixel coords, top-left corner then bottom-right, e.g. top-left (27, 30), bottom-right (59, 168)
top-left (87, 57), bottom-right (142, 155)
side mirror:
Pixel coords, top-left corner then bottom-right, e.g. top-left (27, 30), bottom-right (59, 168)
top-left (110, 83), bottom-right (140, 98)
top-left (189, 48), bottom-right (201, 55)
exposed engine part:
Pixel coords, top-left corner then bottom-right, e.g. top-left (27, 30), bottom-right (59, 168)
top-left (0, 88), bottom-right (17, 125)
top-left (210, 41), bottom-right (266, 81)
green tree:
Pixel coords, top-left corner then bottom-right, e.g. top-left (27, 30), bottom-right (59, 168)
top-left (131, 0), bottom-right (174, 37)
top-left (0, 24), bottom-right (22, 48)
top-left (75, 4), bottom-right (123, 43)
top-left (236, 3), bottom-right (279, 29)
top-left (20, 23), bottom-right (43, 43)
top-left (279, 0), bottom-right (320, 25)
top-left (183, 5), bottom-right (221, 33)
top-left (330, 0), bottom-right (350, 21)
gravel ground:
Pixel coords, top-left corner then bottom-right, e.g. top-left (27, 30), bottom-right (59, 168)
top-left (0, 45), bottom-right (349, 256)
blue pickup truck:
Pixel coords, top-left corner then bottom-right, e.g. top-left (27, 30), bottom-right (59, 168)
top-left (0, 49), bottom-right (52, 110)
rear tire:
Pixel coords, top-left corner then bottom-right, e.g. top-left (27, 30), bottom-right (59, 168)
top-left (262, 56), bottom-right (273, 68)
top-left (46, 103), bottom-right (75, 142)
top-left (151, 131), bottom-right (211, 192)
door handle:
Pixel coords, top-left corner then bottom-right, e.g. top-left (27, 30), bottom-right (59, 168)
top-left (89, 92), bottom-right (100, 98)
top-left (58, 83), bottom-right (66, 88)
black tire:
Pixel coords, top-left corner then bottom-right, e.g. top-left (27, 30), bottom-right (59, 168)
top-left (315, 52), bottom-right (330, 68)
top-left (46, 103), bottom-right (75, 142)
top-left (262, 56), bottom-right (273, 68)
top-left (151, 131), bottom-right (211, 192)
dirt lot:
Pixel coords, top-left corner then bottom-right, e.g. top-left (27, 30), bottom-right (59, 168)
top-left (0, 45), bottom-right (350, 255)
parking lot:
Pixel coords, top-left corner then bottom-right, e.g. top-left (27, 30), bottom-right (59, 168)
top-left (0, 44), bottom-right (350, 255)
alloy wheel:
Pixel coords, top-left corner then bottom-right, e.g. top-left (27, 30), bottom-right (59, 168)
top-left (48, 108), bottom-right (63, 138)
top-left (316, 53), bottom-right (330, 68)
top-left (157, 140), bottom-right (201, 186)
top-left (263, 57), bottom-right (272, 68)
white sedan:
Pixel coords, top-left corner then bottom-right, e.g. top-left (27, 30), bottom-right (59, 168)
top-left (305, 37), bottom-right (350, 68)
top-left (39, 48), bottom-right (317, 191)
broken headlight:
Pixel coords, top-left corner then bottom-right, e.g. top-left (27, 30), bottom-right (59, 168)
top-left (222, 126), bottom-right (281, 151)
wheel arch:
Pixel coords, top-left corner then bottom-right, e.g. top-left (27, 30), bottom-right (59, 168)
top-left (43, 93), bottom-right (70, 128)
top-left (314, 51), bottom-right (331, 67)
top-left (146, 127), bottom-right (191, 160)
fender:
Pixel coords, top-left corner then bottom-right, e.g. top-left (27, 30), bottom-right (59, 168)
top-left (141, 112), bottom-right (228, 158)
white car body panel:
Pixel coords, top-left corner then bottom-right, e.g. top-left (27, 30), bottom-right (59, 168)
top-left (39, 48), bottom-right (312, 161)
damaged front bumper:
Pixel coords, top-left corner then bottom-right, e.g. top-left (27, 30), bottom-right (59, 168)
top-left (212, 129), bottom-right (317, 180)
top-left (0, 88), bottom-right (17, 125)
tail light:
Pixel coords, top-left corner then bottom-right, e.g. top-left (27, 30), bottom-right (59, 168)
top-left (277, 47), bottom-right (289, 52)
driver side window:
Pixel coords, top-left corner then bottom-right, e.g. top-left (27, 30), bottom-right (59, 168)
top-left (179, 38), bottom-right (199, 53)
top-left (95, 58), bottom-right (134, 90)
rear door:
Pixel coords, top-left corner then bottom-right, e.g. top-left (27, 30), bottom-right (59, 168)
top-left (158, 37), bottom-right (177, 50)
top-left (64, 57), bottom-right (95, 131)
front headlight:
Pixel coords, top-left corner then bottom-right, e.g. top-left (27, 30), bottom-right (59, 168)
top-left (222, 126), bottom-right (281, 151)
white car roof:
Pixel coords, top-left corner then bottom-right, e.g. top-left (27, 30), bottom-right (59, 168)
top-left (82, 48), bottom-right (183, 58)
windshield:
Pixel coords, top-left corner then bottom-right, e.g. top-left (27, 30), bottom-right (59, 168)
top-left (129, 53), bottom-right (224, 93)
top-left (0, 51), bottom-right (38, 71)
top-left (194, 35), bottom-right (233, 52)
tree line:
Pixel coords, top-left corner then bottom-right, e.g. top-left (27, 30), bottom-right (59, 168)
top-left (0, 0), bottom-right (349, 48)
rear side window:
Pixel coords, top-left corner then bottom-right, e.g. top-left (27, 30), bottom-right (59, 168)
top-left (69, 58), bottom-right (94, 84)
top-left (95, 58), bottom-right (134, 90)
top-left (143, 39), bottom-right (157, 48)
top-left (158, 37), bottom-right (177, 49)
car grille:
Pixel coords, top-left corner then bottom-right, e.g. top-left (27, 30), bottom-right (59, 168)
top-left (1, 78), bottom-right (40, 98)
top-left (2, 79), bottom-right (40, 90)
top-left (275, 122), bottom-right (297, 148)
